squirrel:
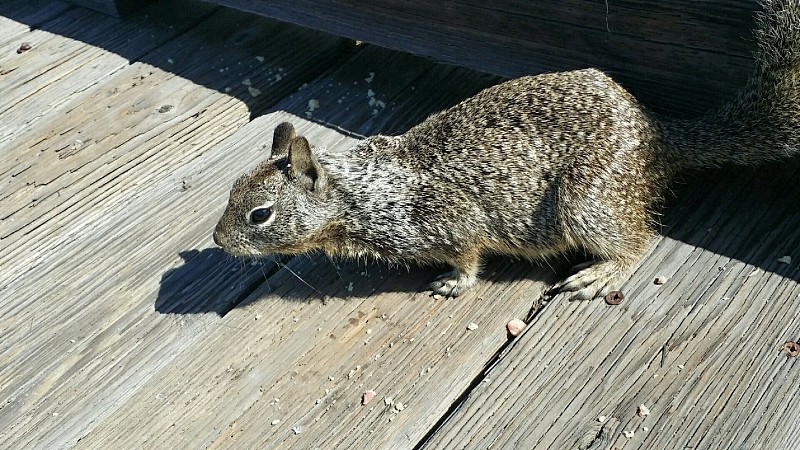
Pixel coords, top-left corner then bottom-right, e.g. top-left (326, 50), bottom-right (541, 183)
top-left (213, 0), bottom-right (800, 299)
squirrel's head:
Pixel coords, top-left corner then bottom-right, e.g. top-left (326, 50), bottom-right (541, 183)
top-left (213, 122), bottom-right (342, 257)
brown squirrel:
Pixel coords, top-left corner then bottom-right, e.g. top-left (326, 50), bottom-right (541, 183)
top-left (214, 0), bottom-right (800, 299)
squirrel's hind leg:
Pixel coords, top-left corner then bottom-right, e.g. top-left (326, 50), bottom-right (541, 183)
top-left (429, 253), bottom-right (481, 297)
top-left (552, 223), bottom-right (652, 300)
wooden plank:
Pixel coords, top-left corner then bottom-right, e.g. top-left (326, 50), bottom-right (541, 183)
top-left (0, 0), bottom-right (221, 147)
top-left (0, 8), bottom-right (358, 448)
top-left (420, 159), bottom-right (800, 449)
top-left (201, 0), bottom-right (758, 116)
top-left (66, 0), bottom-right (148, 17)
top-left (0, 0), bottom-right (73, 45)
top-left (0, 0), bottom-right (354, 368)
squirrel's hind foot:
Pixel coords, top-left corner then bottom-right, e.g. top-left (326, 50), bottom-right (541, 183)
top-left (553, 260), bottom-right (631, 301)
top-left (430, 268), bottom-right (478, 298)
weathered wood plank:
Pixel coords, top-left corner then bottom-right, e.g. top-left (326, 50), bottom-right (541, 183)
top-left (0, 0), bottom-right (220, 156)
top-left (421, 160), bottom-right (800, 449)
top-left (201, 0), bottom-right (759, 116)
top-left (0, 0), bottom-right (73, 45)
top-left (0, 7), bottom-right (358, 448)
top-left (3, 2), bottom-right (797, 449)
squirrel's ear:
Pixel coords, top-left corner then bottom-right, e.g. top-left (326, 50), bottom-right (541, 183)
top-left (288, 136), bottom-right (327, 192)
top-left (270, 122), bottom-right (296, 158)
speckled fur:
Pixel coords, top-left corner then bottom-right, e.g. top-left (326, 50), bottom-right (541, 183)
top-left (214, 0), bottom-right (800, 299)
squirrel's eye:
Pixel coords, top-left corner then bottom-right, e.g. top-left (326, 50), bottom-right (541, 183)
top-left (249, 206), bottom-right (273, 225)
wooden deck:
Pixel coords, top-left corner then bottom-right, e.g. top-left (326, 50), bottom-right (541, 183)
top-left (1, 1), bottom-right (799, 449)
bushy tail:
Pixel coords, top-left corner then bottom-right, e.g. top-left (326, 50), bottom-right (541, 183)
top-left (662, 0), bottom-right (800, 169)
top-left (755, 0), bottom-right (800, 77)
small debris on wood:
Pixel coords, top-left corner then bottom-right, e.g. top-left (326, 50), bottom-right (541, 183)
top-left (384, 396), bottom-right (393, 406)
top-left (256, 55), bottom-right (265, 62)
top-left (432, 294), bottom-right (444, 300)
top-left (394, 402), bottom-right (405, 412)
top-left (292, 424), bottom-right (303, 435)
top-left (623, 430), bottom-right (634, 439)
top-left (506, 318), bottom-right (526, 337)
top-left (271, 419), bottom-right (281, 426)
top-left (597, 415), bottom-right (607, 423)
top-left (248, 86), bottom-right (261, 97)
top-left (637, 404), bottom-right (650, 417)
top-left (777, 255), bottom-right (792, 265)
top-left (466, 322), bottom-right (479, 331)
top-left (605, 290), bottom-right (625, 305)
top-left (158, 105), bottom-right (174, 113)
top-left (362, 390), bottom-right (376, 405)
top-left (654, 276), bottom-right (667, 285)
top-left (16, 42), bottom-right (32, 54)
top-left (783, 341), bottom-right (800, 357)
top-left (241, 78), bottom-right (252, 86)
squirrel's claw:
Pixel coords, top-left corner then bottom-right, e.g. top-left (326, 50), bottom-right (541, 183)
top-left (553, 260), bottom-right (628, 301)
top-left (430, 268), bottom-right (477, 298)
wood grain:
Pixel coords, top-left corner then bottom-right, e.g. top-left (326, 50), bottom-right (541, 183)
top-left (200, 0), bottom-right (759, 116)
top-left (2, 1), bottom-right (799, 449)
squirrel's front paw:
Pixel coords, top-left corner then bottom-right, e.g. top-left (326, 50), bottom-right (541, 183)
top-left (430, 269), bottom-right (477, 298)
top-left (552, 260), bottom-right (630, 301)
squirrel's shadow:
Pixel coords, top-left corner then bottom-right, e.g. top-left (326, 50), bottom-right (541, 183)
top-left (155, 249), bottom-right (561, 315)
top-left (156, 248), bottom-right (237, 315)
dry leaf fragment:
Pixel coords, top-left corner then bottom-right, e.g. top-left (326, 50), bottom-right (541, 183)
top-left (654, 276), bottom-right (667, 285)
top-left (466, 322), bottom-right (479, 331)
top-left (778, 256), bottom-right (792, 264)
top-left (637, 404), bottom-right (650, 417)
top-left (783, 341), bottom-right (800, 357)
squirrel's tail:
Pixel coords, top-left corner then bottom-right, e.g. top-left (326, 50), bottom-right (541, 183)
top-left (661, 0), bottom-right (800, 170)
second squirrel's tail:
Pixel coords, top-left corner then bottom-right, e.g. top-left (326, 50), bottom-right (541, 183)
top-left (661, 0), bottom-right (800, 169)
